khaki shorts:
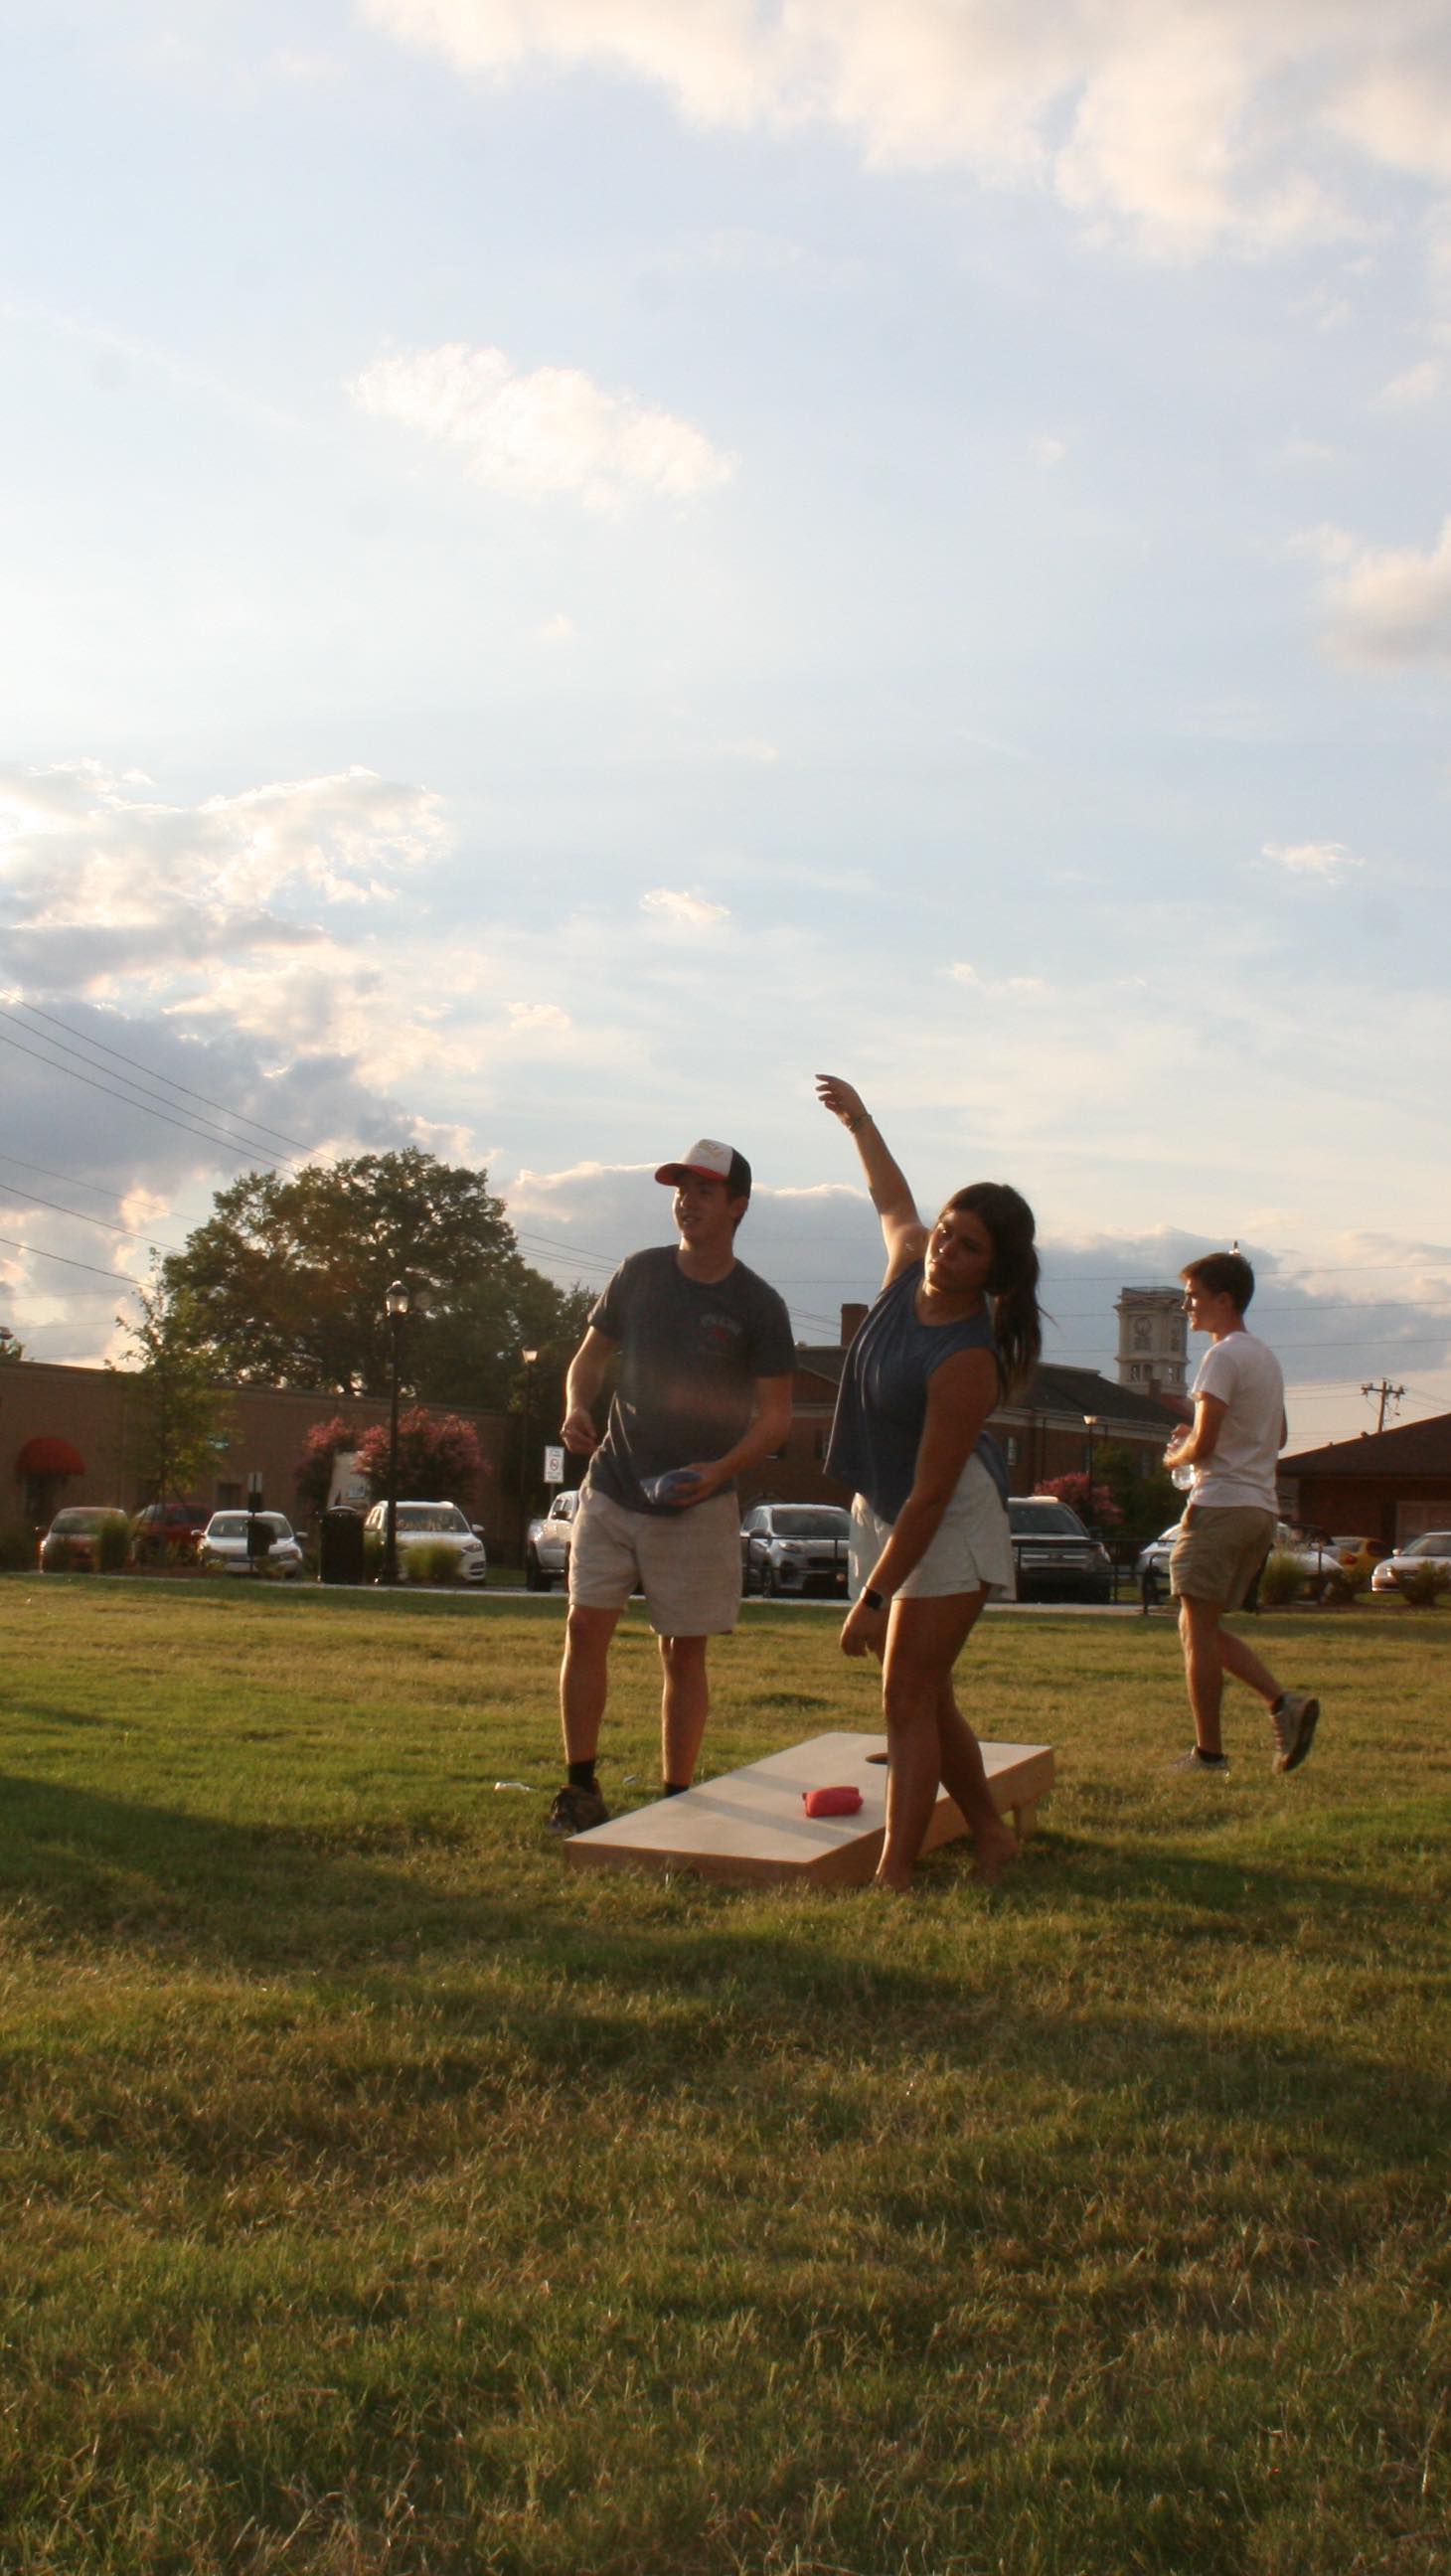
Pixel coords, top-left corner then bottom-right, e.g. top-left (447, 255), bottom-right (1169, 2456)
top-left (848, 1455), bottom-right (1016, 1604)
top-left (568, 1485), bottom-right (742, 1635)
top-left (1170, 1504), bottom-right (1274, 1611)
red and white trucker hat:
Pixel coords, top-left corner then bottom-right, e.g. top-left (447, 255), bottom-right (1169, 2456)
top-left (655, 1138), bottom-right (752, 1201)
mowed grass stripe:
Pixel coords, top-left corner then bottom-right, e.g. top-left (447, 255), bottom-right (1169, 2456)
top-left (1, 1578), bottom-right (1447, 2575)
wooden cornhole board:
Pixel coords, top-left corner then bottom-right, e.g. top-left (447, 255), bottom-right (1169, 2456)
top-left (564, 1729), bottom-right (1054, 1889)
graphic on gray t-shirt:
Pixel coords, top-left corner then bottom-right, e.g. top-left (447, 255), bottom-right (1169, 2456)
top-left (586, 1245), bottom-right (795, 1516)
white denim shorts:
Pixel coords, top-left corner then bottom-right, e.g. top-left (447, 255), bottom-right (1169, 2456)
top-left (568, 1485), bottom-right (742, 1635)
top-left (848, 1454), bottom-right (1016, 1604)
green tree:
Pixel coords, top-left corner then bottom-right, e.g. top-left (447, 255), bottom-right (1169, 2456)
top-left (161, 1149), bottom-right (589, 1403)
top-left (117, 1273), bottom-right (233, 1510)
top-left (1092, 1440), bottom-right (1181, 1549)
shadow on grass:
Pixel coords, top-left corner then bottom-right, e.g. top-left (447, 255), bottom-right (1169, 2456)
top-left (4, 1773), bottom-right (1448, 2177)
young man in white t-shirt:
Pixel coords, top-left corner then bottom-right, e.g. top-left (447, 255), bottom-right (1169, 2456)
top-left (1164, 1251), bottom-right (1320, 1775)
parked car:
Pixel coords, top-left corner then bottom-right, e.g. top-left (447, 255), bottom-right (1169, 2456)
top-left (1135, 1520), bottom-right (1185, 1595)
top-left (1137, 1519), bottom-right (1370, 1602)
top-left (1370, 1530), bottom-right (1451, 1596)
top-left (197, 1510), bottom-right (305, 1578)
top-left (363, 1499), bottom-right (488, 1582)
top-left (525, 1488), bottom-right (581, 1590)
top-left (740, 1502), bottom-right (852, 1598)
top-left (39, 1506), bottom-right (129, 1571)
top-left (1321, 1534), bottom-right (1379, 1588)
top-left (130, 1500), bottom-right (208, 1563)
top-left (1009, 1498), bottom-right (1113, 1603)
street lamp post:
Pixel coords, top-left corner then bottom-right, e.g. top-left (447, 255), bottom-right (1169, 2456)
top-left (518, 1348), bottom-right (540, 1573)
top-left (1082, 1412), bottom-right (1104, 1501)
top-left (382, 1279), bottom-right (410, 1586)
top-left (1083, 1410), bottom-right (1105, 1591)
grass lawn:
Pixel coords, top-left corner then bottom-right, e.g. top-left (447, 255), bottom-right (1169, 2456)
top-left (2, 1578), bottom-right (1448, 2576)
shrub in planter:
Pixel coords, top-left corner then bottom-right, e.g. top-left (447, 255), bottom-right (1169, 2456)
top-left (1257, 1549), bottom-right (1304, 1608)
top-left (1319, 1558), bottom-right (1371, 1605)
top-left (94, 1513), bottom-right (132, 1572)
top-left (1397, 1558), bottom-right (1449, 1608)
top-left (406, 1541), bottom-right (461, 1586)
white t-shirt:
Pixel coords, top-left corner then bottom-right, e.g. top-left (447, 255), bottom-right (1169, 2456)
top-left (1191, 1330), bottom-right (1283, 1511)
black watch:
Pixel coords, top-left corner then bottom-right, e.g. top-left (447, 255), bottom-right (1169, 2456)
top-left (863, 1586), bottom-right (887, 1612)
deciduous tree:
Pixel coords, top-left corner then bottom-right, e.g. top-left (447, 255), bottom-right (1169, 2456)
top-left (116, 1273), bottom-right (233, 1508)
top-left (162, 1149), bottom-right (588, 1403)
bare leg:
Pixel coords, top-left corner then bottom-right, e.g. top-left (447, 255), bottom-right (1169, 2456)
top-left (561, 1603), bottom-right (621, 1766)
top-left (1180, 1597), bottom-right (1283, 1755)
top-left (879, 1592), bottom-right (1008, 1890)
top-left (935, 1675), bottom-right (1020, 1884)
top-left (1217, 1624), bottom-right (1284, 1705)
top-left (659, 1633), bottom-right (710, 1786)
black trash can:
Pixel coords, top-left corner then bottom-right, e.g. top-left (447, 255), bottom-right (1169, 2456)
top-left (319, 1507), bottom-right (366, 1585)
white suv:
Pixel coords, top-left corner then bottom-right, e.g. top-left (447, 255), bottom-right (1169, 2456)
top-left (363, 1500), bottom-right (488, 1582)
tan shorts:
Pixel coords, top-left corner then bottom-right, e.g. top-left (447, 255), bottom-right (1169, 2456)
top-left (1170, 1505), bottom-right (1274, 1611)
top-left (568, 1485), bottom-right (742, 1635)
top-left (848, 1455), bottom-right (1016, 1604)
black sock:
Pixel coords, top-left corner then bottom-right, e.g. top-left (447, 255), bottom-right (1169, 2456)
top-left (1196, 1748), bottom-right (1228, 1765)
top-left (567, 1760), bottom-right (598, 1792)
top-left (662, 1780), bottom-right (689, 1797)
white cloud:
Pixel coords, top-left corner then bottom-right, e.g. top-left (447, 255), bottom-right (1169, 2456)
top-left (508, 1000), bottom-right (571, 1031)
top-left (1261, 838), bottom-right (1362, 880)
top-left (363, 1), bottom-right (1451, 255)
top-left (640, 887), bottom-right (731, 928)
top-left (348, 341), bottom-right (734, 509)
top-left (1308, 514), bottom-right (1451, 662)
top-left (0, 760), bottom-right (449, 1056)
top-left (1278, 434), bottom-right (1341, 466)
top-left (1376, 358), bottom-right (1441, 403)
top-left (1032, 434), bottom-right (1068, 469)
top-left (950, 962), bottom-right (1049, 997)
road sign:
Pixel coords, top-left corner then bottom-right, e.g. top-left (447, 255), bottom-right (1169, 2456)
top-left (543, 1445), bottom-right (564, 1487)
top-left (247, 1470), bottom-right (263, 1498)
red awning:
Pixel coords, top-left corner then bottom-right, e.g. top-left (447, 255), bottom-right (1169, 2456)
top-left (15, 1436), bottom-right (86, 1477)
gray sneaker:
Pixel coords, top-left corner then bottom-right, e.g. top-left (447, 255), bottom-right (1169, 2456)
top-left (1169, 1747), bottom-right (1231, 1773)
top-left (1271, 1692), bottom-right (1320, 1774)
top-left (547, 1782), bottom-right (610, 1837)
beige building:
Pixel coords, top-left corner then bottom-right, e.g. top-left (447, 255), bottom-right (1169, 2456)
top-left (1114, 1285), bottom-right (1187, 1397)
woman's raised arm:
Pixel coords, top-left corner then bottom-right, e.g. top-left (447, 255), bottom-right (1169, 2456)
top-left (816, 1073), bottom-right (925, 1281)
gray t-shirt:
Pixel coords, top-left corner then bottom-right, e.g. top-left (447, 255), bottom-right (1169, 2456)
top-left (585, 1245), bottom-right (796, 1516)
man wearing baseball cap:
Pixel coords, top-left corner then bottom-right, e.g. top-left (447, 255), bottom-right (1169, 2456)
top-left (547, 1139), bottom-right (796, 1835)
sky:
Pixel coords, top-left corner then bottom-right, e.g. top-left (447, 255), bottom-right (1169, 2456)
top-left (3, 0), bottom-right (1450, 1454)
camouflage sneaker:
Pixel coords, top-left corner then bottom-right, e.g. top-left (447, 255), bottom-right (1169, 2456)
top-left (547, 1782), bottom-right (610, 1837)
top-left (1271, 1692), bottom-right (1320, 1775)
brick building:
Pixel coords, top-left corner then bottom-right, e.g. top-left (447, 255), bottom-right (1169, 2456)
top-left (1, 1359), bottom-right (513, 1552)
top-left (1280, 1413), bottom-right (1451, 1553)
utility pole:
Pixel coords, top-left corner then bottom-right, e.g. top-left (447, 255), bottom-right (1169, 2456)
top-left (1362, 1379), bottom-right (1404, 1433)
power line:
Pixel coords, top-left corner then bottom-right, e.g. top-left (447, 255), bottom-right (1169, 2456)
top-left (0, 1183), bottom-right (183, 1255)
top-left (3, 997), bottom-right (313, 1157)
top-left (0, 1024), bottom-right (282, 1168)
top-left (0, 1231), bottom-right (138, 1288)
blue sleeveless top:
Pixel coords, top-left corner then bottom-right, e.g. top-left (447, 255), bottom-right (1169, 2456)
top-left (826, 1261), bottom-right (1007, 1523)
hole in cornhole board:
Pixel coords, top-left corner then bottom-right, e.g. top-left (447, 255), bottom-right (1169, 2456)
top-left (866, 1751), bottom-right (887, 1764)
